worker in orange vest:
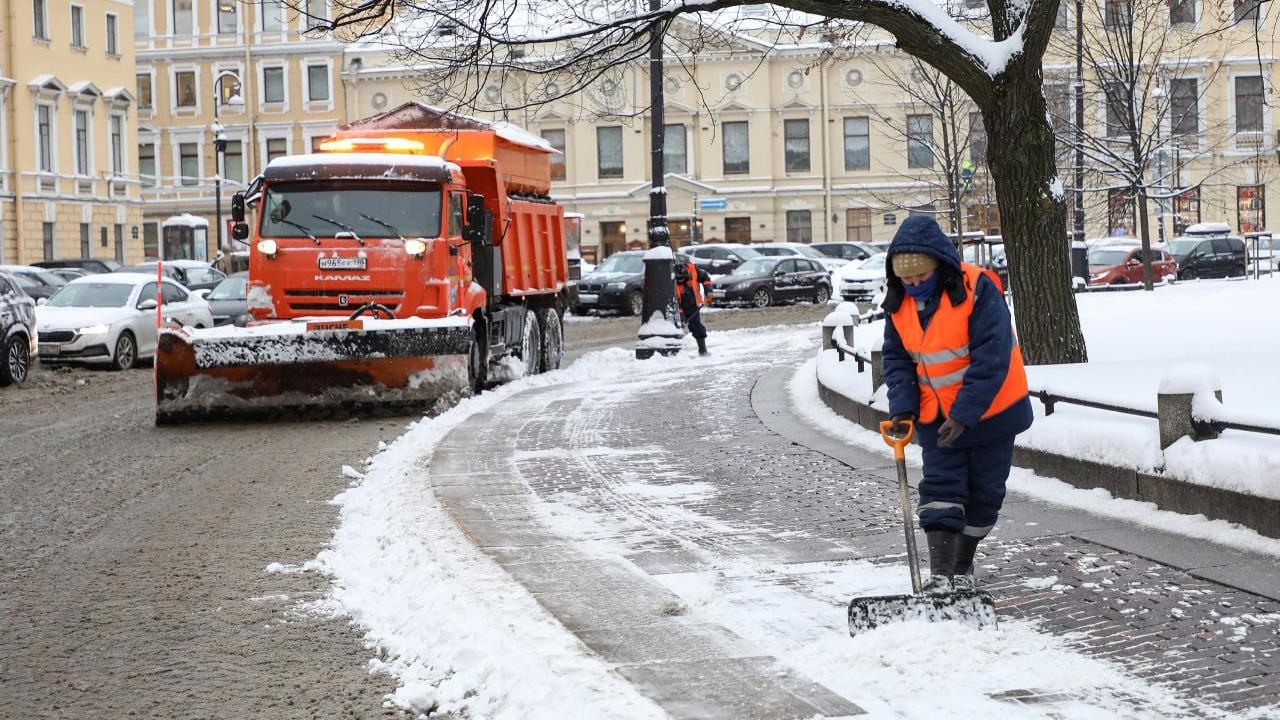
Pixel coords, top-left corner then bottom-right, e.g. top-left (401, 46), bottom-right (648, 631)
top-left (880, 215), bottom-right (1032, 592)
top-left (674, 260), bottom-right (713, 356)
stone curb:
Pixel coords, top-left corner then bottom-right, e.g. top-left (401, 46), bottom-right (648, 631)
top-left (816, 375), bottom-right (1280, 540)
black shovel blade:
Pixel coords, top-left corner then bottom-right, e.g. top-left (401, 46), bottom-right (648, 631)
top-left (848, 590), bottom-right (998, 636)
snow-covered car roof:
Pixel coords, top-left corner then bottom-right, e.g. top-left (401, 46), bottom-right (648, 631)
top-left (134, 259), bottom-right (213, 268)
top-left (263, 153), bottom-right (460, 184)
top-left (0, 264), bottom-right (48, 275)
top-left (68, 272), bottom-right (158, 285)
top-left (1183, 222), bottom-right (1232, 236)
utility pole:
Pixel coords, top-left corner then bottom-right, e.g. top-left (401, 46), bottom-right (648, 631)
top-left (1073, 0), bottom-right (1086, 244)
top-left (635, 2), bottom-right (681, 359)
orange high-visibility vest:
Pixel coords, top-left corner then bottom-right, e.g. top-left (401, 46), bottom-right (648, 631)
top-left (676, 262), bottom-right (711, 307)
top-left (890, 262), bottom-right (1028, 424)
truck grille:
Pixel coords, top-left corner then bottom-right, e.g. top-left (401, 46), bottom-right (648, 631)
top-left (39, 330), bottom-right (76, 343)
top-left (283, 288), bottom-right (405, 314)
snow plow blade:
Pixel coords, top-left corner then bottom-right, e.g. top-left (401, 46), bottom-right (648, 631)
top-left (154, 320), bottom-right (472, 424)
top-left (848, 589), bottom-right (997, 636)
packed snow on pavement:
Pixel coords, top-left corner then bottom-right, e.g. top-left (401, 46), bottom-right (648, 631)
top-left (820, 277), bottom-right (1280, 501)
top-left (281, 322), bottom-right (1246, 719)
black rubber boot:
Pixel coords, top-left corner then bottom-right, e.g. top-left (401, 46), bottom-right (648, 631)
top-left (696, 336), bottom-right (709, 356)
top-left (953, 534), bottom-right (981, 591)
top-left (922, 529), bottom-right (959, 593)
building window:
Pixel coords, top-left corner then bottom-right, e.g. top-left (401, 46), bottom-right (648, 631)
top-left (664, 123), bottom-right (686, 175)
top-left (33, 0), bottom-right (48, 39)
top-left (596, 126), bottom-right (623, 179)
top-left (36, 105), bottom-right (53, 172)
top-left (1105, 0), bottom-right (1132, 27)
top-left (218, 0), bottom-right (237, 33)
top-left (261, 0), bottom-right (283, 31)
top-left (180, 142), bottom-right (199, 185)
top-left (223, 140), bottom-right (243, 182)
top-left (266, 138), bottom-right (288, 163)
top-left (137, 74), bottom-right (153, 109)
top-left (176, 71), bottom-right (197, 107)
top-left (43, 223), bottom-right (55, 261)
top-left (306, 0), bottom-right (326, 29)
top-left (725, 216), bottom-right (751, 244)
top-left (1234, 0), bottom-right (1261, 23)
top-left (110, 115), bottom-right (124, 175)
top-left (722, 120), bottom-right (749, 174)
top-left (1170, 78), bottom-right (1199, 138)
top-left (143, 223), bottom-right (159, 258)
top-left (846, 208), bottom-right (872, 242)
top-left (843, 117), bottom-right (869, 171)
top-left (541, 129), bottom-right (566, 181)
top-left (1170, 0), bottom-right (1195, 24)
top-left (907, 114), bottom-right (934, 169)
top-left (1235, 76), bottom-right (1264, 133)
top-left (139, 143), bottom-right (156, 186)
top-left (114, 225), bottom-right (124, 262)
top-left (172, 0), bottom-right (193, 35)
top-left (1108, 189), bottom-right (1136, 236)
top-left (968, 112), bottom-right (987, 165)
top-left (1238, 184), bottom-right (1265, 232)
top-left (307, 65), bottom-right (330, 102)
top-left (784, 119), bottom-right (810, 172)
top-left (1105, 83), bottom-right (1130, 137)
top-left (74, 110), bottom-right (91, 175)
top-left (106, 13), bottom-right (118, 54)
top-left (134, 0), bottom-right (149, 37)
top-left (71, 5), bottom-right (86, 47)
top-left (785, 210), bottom-right (812, 243)
top-left (263, 67), bottom-right (285, 104)
top-left (1173, 188), bottom-right (1200, 235)
top-left (80, 223), bottom-right (91, 257)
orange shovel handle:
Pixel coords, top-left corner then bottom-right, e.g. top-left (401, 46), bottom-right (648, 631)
top-left (879, 419), bottom-right (914, 461)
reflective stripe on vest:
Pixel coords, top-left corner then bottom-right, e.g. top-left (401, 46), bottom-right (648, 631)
top-left (890, 262), bottom-right (1029, 424)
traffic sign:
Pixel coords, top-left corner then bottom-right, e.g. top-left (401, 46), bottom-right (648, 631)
top-left (700, 198), bottom-right (727, 210)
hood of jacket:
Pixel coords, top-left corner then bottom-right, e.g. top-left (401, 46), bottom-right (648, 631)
top-left (882, 216), bottom-right (967, 312)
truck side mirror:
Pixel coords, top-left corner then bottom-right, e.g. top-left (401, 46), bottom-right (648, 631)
top-left (231, 193), bottom-right (246, 223)
top-left (231, 223), bottom-right (249, 243)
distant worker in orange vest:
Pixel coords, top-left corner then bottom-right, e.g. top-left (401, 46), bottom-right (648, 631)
top-left (881, 215), bottom-right (1032, 592)
top-left (674, 260), bottom-right (713, 356)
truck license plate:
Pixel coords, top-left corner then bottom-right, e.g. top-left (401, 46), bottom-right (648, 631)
top-left (318, 257), bottom-right (367, 270)
top-left (38, 343), bottom-right (61, 356)
top-left (577, 294), bottom-right (598, 304)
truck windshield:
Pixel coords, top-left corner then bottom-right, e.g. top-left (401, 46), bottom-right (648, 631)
top-left (259, 185), bottom-right (442, 239)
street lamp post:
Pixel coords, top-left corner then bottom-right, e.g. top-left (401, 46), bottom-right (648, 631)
top-left (212, 71), bottom-right (244, 260)
top-left (1074, 0), bottom-right (1086, 244)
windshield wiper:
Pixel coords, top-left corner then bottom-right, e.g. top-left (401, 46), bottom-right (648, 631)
top-left (274, 218), bottom-right (319, 244)
top-left (310, 214), bottom-right (364, 245)
top-left (358, 213), bottom-right (404, 240)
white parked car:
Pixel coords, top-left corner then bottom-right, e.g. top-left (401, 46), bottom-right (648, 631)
top-left (836, 253), bottom-right (889, 301)
top-left (35, 273), bottom-right (214, 370)
top-left (751, 243), bottom-right (844, 271)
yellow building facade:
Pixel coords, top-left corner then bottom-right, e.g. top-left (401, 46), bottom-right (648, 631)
top-left (1, 0), bottom-right (144, 264)
top-left (134, 0), bottom-right (345, 260)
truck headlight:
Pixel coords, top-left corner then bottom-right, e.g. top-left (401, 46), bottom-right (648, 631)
top-left (404, 239), bottom-right (427, 257)
top-left (257, 239), bottom-right (278, 257)
top-left (606, 282), bottom-right (626, 291)
top-left (79, 323), bottom-right (110, 335)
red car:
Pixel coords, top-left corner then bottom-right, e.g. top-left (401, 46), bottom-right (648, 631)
top-left (1087, 245), bottom-right (1178, 286)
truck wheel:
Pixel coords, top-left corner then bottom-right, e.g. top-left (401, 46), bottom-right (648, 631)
top-left (518, 309), bottom-right (542, 377)
top-left (468, 321), bottom-right (488, 394)
top-left (536, 308), bottom-right (563, 372)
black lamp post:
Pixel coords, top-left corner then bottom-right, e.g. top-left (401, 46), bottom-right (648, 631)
top-left (212, 71), bottom-right (243, 259)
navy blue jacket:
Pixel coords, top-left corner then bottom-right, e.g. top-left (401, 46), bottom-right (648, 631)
top-left (880, 216), bottom-right (1032, 446)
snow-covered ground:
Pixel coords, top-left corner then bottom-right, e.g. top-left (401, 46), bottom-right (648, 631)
top-left (281, 321), bottom-right (1271, 719)
top-left (823, 277), bottom-right (1280, 500)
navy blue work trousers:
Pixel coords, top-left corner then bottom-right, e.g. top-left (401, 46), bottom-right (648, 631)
top-left (916, 432), bottom-right (1016, 538)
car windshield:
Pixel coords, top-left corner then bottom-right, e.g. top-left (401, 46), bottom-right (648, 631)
top-left (11, 274), bottom-right (39, 289)
top-left (859, 255), bottom-right (887, 270)
top-left (46, 282), bottom-right (134, 308)
top-left (731, 246), bottom-right (761, 259)
top-left (207, 275), bottom-right (248, 301)
top-left (596, 254), bottom-right (644, 273)
top-left (184, 267), bottom-right (223, 285)
top-left (753, 247), bottom-right (791, 257)
top-left (101, 260), bottom-right (122, 271)
top-left (731, 258), bottom-right (778, 277)
top-left (794, 246), bottom-right (826, 259)
top-left (260, 183), bottom-right (443, 239)
top-left (1089, 249), bottom-right (1132, 266)
top-left (1166, 239), bottom-right (1199, 256)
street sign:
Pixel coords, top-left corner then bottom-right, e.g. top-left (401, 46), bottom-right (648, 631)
top-left (700, 198), bottom-right (727, 210)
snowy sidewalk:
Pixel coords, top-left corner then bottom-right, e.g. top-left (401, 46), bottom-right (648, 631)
top-left (324, 324), bottom-right (1280, 718)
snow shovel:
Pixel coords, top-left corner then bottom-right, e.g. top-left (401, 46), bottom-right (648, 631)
top-left (847, 419), bottom-right (998, 635)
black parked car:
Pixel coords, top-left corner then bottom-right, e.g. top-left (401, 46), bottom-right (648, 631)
top-left (33, 258), bottom-right (122, 275)
top-left (711, 257), bottom-right (832, 308)
top-left (1167, 236), bottom-right (1248, 280)
top-left (205, 272), bottom-right (250, 326)
top-left (0, 270), bottom-right (37, 386)
top-left (683, 243), bottom-right (761, 276)
top-left (0, 265), bottom-right (68, 301)
top-left (812, 241), bottom-right (881, 265)
top-left (572, 251), bottom-right (693, 315)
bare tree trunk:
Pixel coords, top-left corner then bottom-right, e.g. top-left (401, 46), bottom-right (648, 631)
top-left (1136, 189), bottom-right (1154, 291)
top-left (983, 65), bottom-right (1089, 366)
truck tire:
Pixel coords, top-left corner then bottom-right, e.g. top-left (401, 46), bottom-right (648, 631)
top-left (518, 309), bottom-right (541, 377)
top-left (468, 321), bottom-right (488, 394)
top-left (536, 308), bottom-right (563, 372)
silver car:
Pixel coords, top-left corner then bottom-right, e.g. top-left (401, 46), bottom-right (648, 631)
top-left (35, 273), bottom-right (214, 370)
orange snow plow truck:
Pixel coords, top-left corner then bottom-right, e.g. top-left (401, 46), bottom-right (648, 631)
top-left (154, 103), bottom-right (570, 423)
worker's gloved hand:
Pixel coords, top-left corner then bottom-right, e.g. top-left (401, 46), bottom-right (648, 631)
top-left (937, 417), bottom-right (966, 448)
top-left (890, 412), bottom-right (915, 437)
